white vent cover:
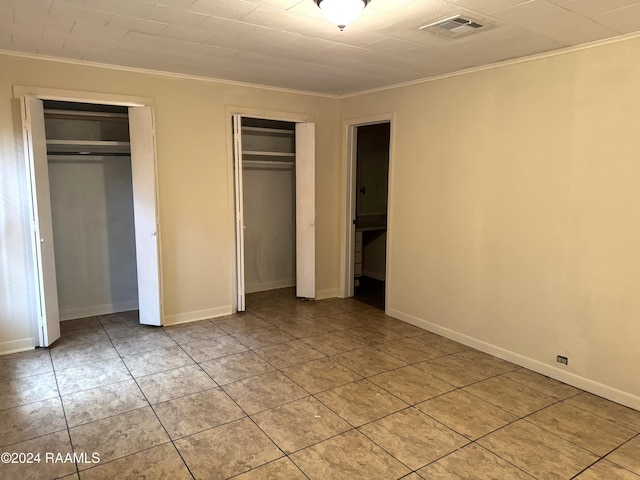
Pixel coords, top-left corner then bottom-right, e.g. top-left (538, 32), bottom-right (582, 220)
top-left (419, 14), bottom-right (493, 39)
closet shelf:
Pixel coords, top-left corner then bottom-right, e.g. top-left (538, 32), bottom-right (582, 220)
top-left (46, 140), bottom-right (131, 154)
top-left (242, 126), bottom-right (294, 136)
top-left (243, 160), bottom-right (294, 167)
top-left (243, 150), bottom-right (295, 157)
top-left (44, 109), bottom-right (129, 121)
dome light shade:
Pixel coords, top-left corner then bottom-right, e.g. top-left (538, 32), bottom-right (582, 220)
top-left (315, 0), bottom-right (370, 31)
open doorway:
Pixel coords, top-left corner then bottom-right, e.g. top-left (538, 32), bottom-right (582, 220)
top-left (342, 118), bottom-right (392, 310)
top-left (21, 95), bottom-right (162, 347)
top-left (354, 123), bottom-right (390, 309)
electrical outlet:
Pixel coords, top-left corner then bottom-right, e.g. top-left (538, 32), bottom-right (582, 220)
top-left (557, 355), bottom-right (568, 365)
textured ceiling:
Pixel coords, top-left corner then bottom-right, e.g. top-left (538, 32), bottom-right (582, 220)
top-left (1, 0), bottom-right (640, 95)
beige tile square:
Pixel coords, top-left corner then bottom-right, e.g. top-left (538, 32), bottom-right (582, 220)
top-left (0, 372), bottom-right (59, 409)
top-left (377, 320), bottom-right (428, 337)
top-left (0, 397), bottom-right (66, 447)
top-left (253, 308), bottom-right (311, 324)
top-left (301, 331), bottom-right (367, 355)
top-left (574, 460), bottom-right (640, 480)
top-left (277, 319), bottom-right (335, 338)
top-left (414, 355), bottom-right (495, 387)
top-left (56, 328), bottom-right (110, 348)
top-left (315, 379), bottom-right (408, 427)
top-left (528, 402), bottom-right (636, 455)
top-left (252, 397), bottom-right (351, 453)
top-left (332, 347), bottom-right (406, 377)
top-left (153, 388), bottom-right (245, 439)
top-left (343, 325), bottom-right (405, 345)
top-left (214, 314), bottom-right (272, 334)
top-left (231, 326), bottom-right (295, 348)
top-left (607, 435), bottom-right (640, 474)
top-left (121, 345), bottom-right (194, 378)
top-left (232, 458), bottom-right (307, 480)
top-left (290, 430), bottom-right (410, 480)
top-left (453, 350), bottom-right (519, 374)
top-left (61, 316), bottom-right (101, 331)
top-left (463, 376), bottom-right (555, 417)
top-left (246, 299), bottom-right (288, 315)
top-left (477, 420), bottom-right (598, 479)
top-left (199, 351), bottom-right (275, 385)
top-left (0, 349), bottom-right (53, 382)
top-left (80, 443), bottom-right (192, 480)
top-left (565, 392), bottom-right (640, 431)
top-left (502, 369), bottom-right (582, 401)
top-left (289, 301), bottom-right (342, 318)
top-left (369, 365), bottom-right (455, 404)
top-left (175, 417), bottom-right (282, 479)
top-left (417, 390), bottom-right (518, 439)
top-left (62, 379), bottom-right (148, 427)
top-left (102, 321), bottom-right (155, 340)
top-left (137, 364), bottom-right (217, 404)
top-left (375, 337), bottom-right (447, 364)
top-left (55, 358), bottom-right (132, 396)
top-left (111, 330), bottom-right (177, 356)
top-left (223, 371), bottom-right (308, 415)
top-left (282, 357), bottom-right (362, 394)
top-left (254, 340), bottom-right (325, 369)
top-left (162, 320), bottom-right (226, 344)
top-left (0, 430), bottom-right (76, 479)
top-left (179, 336), bottom-right (248, 363)
top-left (316, 313), bottom-right (367, 330)
top-left (70, 406), bottom-right (169, 469)
top-left (50, 341), bottom-right (119, 370)
top-left (360, 408), bottom-right (469, 470)
top-left (414, 334), bottom-right (470, 354)
top-left (417, 443), bottom-right (536, 479)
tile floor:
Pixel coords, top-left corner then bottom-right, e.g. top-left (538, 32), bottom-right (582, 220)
top-left (1, 288), bottom-right (639, 479)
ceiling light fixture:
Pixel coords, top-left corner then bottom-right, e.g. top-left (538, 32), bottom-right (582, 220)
top-left (315, 0), bottom-right (370, 31)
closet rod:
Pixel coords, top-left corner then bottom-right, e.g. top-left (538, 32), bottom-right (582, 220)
top-left (48, 154), bottom-right (131, 163)
top-left (242, 160), bottom-right (294, 167)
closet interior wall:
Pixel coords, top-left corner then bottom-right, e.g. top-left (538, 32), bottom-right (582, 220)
top-left (44, 101), bottom-right (138, 320)
top-left (241, 117), bottom-right (296, 294)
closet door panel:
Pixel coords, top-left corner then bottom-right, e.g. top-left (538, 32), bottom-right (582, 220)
top-left (295, 122), bottom-right (316, 299)
top-left (21, 96), bottom-right (61, 346)
top-left (233, 114), bottom-right (246, 311)
top-left (128, 106), bottom-right (162, 326)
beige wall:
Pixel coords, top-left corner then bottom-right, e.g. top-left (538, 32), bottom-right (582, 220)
top-left (0, 54), bottom-right (340, 351)
top-left (341, 37), bottom-right (640, 408)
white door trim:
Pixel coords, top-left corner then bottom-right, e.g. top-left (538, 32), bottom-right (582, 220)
top-left (340, 114), bottom-right (396, 310)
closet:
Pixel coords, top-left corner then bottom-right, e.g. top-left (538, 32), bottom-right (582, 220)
top-left (21, 95), bottom-right (162, 346)
top-left (44, 101), bottom-right (139, 321)
top-left (232, 115), bottom-right (316, 311)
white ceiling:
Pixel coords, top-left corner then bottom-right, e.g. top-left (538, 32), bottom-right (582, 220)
top-left (1, 0), bottom-right (640, 95)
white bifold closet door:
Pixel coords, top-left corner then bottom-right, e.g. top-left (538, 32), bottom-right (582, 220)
top-left (21, 96), bottom-right (61, 347)
top-left (128, 106), bottom-right (162, 326)
top-left (232, 115), bottom-right (246, 311)
top-left (295, 122), bottom-right (316, 299)
top-left (233, 115), bottom-right (315, 312)
top-left (21, 97), bottom-right (163, 347)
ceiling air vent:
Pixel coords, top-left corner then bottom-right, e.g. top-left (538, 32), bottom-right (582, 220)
top-left (419, 14), bottom-right (492, 39)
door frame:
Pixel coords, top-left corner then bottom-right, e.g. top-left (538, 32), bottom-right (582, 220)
top-left (14, 85), bottom-right (164, 345)
top-left (340, 113), bottom-right (396, 307)
top-left (225, 106), bottom-right (314, 312)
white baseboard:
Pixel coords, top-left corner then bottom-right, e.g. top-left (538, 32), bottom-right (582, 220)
top-left (246, 279), bottom-right (294, 294)
top-left (316, 288), bottom-right (339, 300)
top-left (60, 301), bottom-right (139, 321)
top-left (164, 306), bottom-right (232, 326)
top-left (0, 337), bottom-right (37, 356)
top-left (388, 307), bottom-right (640, 411)
top-left (362, 270), bottom-right (386, 281)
